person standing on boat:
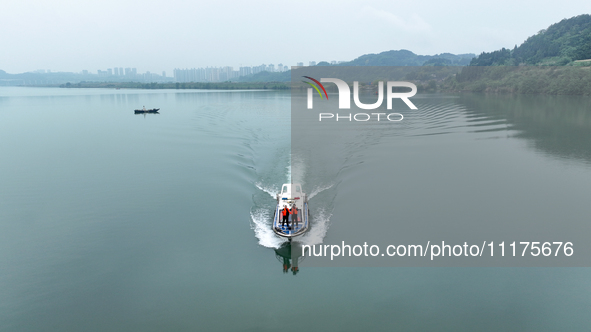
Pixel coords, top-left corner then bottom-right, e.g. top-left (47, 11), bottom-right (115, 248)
top-left (291, 205), bottom-right (299, 228)
top-left (281, 205), bottom-right (291, 229)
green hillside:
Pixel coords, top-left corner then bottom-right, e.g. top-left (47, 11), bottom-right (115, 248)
top-left (338, 50), bottom-right (474, 66)
top-left (471, 14), bottom-right (591, 66)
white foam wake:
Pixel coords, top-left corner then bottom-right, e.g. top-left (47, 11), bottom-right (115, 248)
top-left (308, 183), bottom-right (334, 199)
top-left (250, 208), bottom-right (287, 248)
top-left (299, 208), bottom-right (332, 246)
top-left (286, 164), bottom-right (291, 183)
top-left (255, 182), bottom-right (278, 199)
top-left (289, 154), bottom-right (306, 185)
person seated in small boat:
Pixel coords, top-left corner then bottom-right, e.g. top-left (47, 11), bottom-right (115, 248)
top-left (281, 205), bottom-right (291, 229)
top-left (291, 205), bottom-right (299, 227)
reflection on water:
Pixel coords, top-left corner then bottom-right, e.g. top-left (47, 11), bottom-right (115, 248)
top-left (458, 93), bottom-right (591, 164)
top-left (274, 241), bottom-right (308, 275)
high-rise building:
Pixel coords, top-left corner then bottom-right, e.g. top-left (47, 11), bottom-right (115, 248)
top-left (297, 62), bottom-right (304, 67)
top-left (107, 68), bottom-right (113, 76)
top-left (252, 64), bottom-right (266, 74)
top-left (114, 68), bottom-right (119, 76)
top-left (309, 61), bottom-right (316, 66)
top-left (207, 67), bottom-right (221, 82)
top-left (239, 66), bottom-right (252, 77)
top-left (221, 66), bottom-right (234, 80)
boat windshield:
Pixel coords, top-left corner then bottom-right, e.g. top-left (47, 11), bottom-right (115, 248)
top-left (281, 184), bottom-right (302, 197)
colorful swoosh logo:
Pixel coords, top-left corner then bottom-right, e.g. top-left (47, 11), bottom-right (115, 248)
top-left (302, 76), bottom-right (328, 100)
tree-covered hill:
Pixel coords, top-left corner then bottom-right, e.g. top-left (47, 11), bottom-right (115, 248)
top-left (338, 50), bottom-right (474, 66)
top-left (471, 14), bottom-right (591, 66)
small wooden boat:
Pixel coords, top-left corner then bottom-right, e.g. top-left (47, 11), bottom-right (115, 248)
top-left (134, 106), bottom-right (160, 114)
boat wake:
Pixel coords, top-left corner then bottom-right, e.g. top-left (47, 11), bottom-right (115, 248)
top-left (251, 179), bottom-right (334, 248)
top-left (255, 182), bottom-right (279, 199)
top-left (250, 207), bottom-right (287, 248)
top-left (298, 207), bottom-right (332, 246)
top-left (245, 125), bottom-right (336, 249)
top-left (309, 183), bottom-right (333, 200)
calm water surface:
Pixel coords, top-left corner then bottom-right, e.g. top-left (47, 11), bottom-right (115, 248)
top-left (0, 87), bottom-right (590, 331)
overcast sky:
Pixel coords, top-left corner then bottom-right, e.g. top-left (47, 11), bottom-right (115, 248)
top-left (2, 0), bottom-right (590, 74)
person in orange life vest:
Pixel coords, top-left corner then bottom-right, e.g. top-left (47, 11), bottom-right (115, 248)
top-left (281, 205), bottom-right (291, 229)
top-left (291, 205), bottom-right (299, 227)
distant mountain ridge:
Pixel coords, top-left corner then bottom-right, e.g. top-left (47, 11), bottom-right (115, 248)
top-left (337, 49), bottom-right (475, 66)
top-left (237, 50), bottom-right (476, 82)
top-left (471, 14), bottom-right (591, 66)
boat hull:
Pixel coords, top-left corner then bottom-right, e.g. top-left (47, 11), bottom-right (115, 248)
top-left (134, 108), bottom-right (160, 114)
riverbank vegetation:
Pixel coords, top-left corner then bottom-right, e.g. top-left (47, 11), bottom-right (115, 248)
top-left (440, 66), bottom-right (591, 95)
top-left (436, 14), bottom-right (591, 95)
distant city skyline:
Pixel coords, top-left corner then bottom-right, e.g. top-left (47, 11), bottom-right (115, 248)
top-left (7, 59), bottom-right (346, 78)
top-left (13, 59), bottom-right (340, 76)
top-left (2, 60), bottom-right (346, 86)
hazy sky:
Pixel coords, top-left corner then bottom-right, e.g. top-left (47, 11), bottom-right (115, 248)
top-left (2, 0), bottom-right (590, 74)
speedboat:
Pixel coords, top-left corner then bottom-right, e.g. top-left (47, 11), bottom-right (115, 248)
top-left (273, 183), bottom-right (309, 238)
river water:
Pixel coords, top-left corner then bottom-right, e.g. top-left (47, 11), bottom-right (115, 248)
top-left (1, 87), bottom-right (590, 331)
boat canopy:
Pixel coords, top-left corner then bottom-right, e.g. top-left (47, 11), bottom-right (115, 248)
top-left (280, 183), bottom-right (302, 198)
